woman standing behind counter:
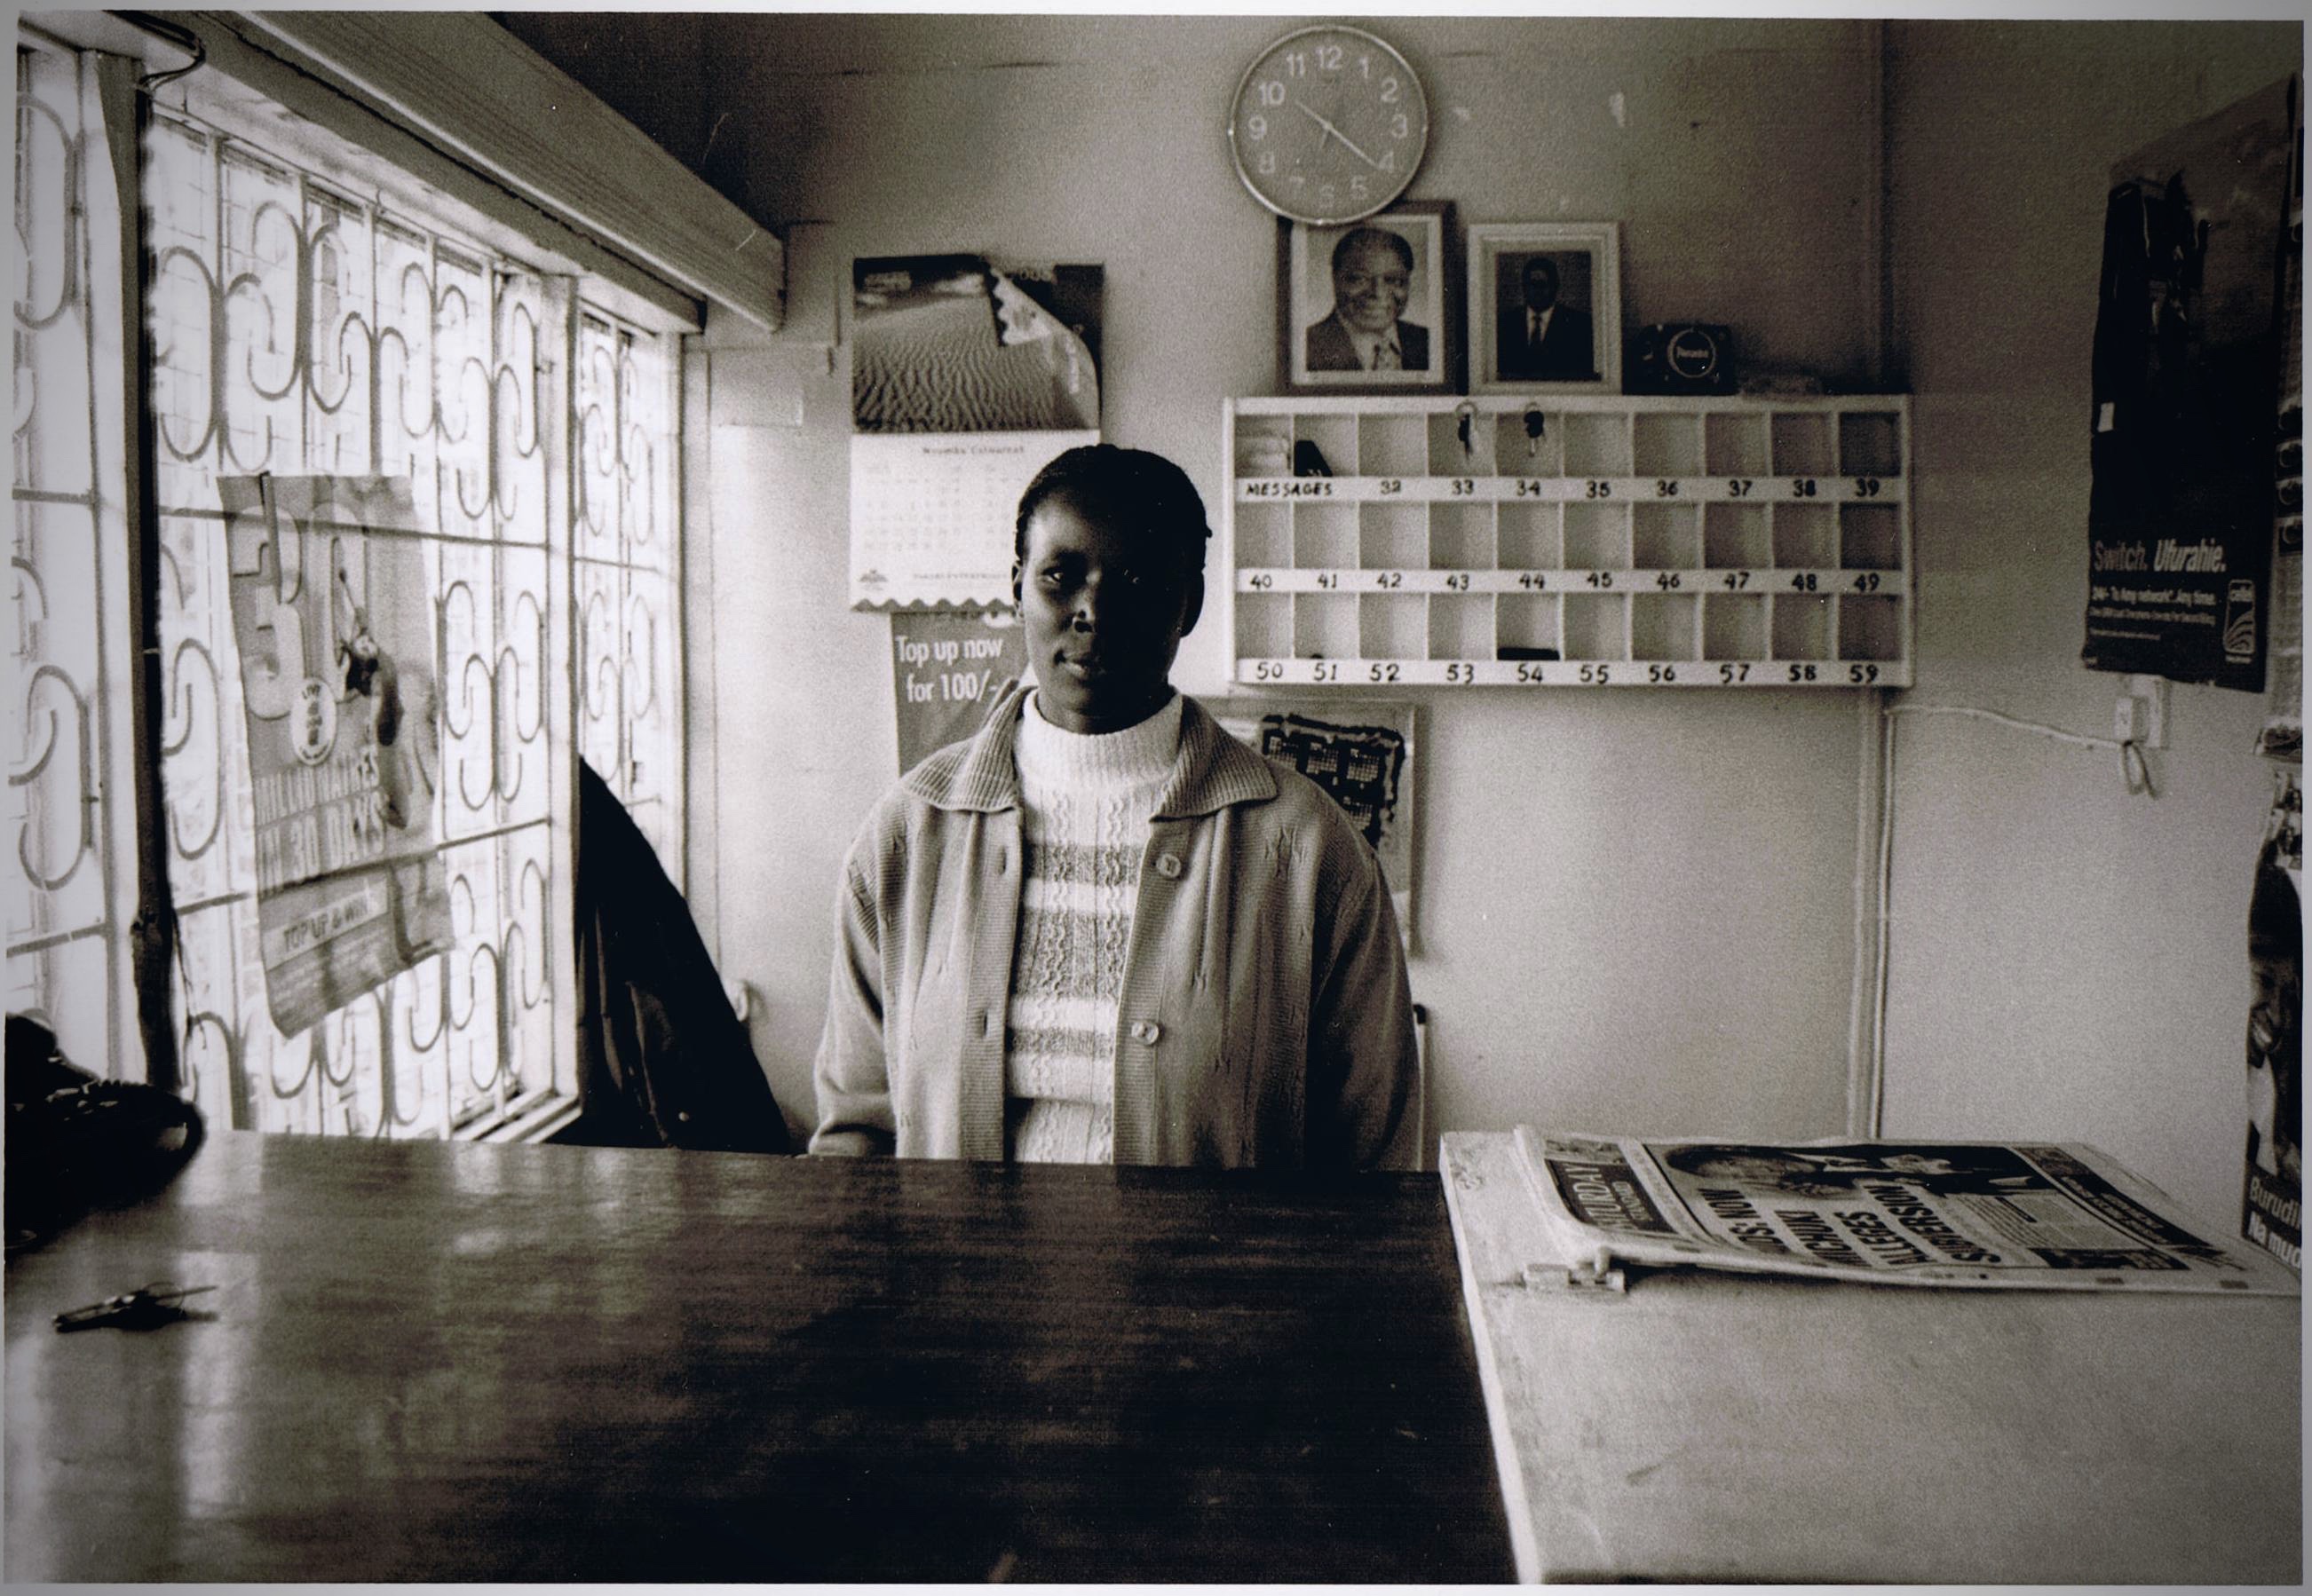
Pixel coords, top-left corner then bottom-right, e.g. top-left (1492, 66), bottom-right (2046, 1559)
top-left (812, 444), bottom-right (1417, 1168)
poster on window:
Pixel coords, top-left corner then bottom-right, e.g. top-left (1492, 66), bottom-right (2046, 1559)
top-left (2084, 76), bottom-right (2298, 692)
top-left (219, 475), bottom-right (451, 1038)
top-left (2243, 766), bottom-right (2301, 1270)
top-left (849, 255), bottom-right (1101, 609)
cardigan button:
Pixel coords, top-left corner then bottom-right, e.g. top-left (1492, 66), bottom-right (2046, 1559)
top-left (1154, 852), bottom-right (1183, 879)
top-left (1129, 1020), bottom-right (1161, 1046)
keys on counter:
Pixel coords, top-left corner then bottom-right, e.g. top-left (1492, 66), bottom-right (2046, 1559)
top-left (52, 1282), bottom-right (215, 1333)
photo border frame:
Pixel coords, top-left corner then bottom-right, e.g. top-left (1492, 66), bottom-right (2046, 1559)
top-left (1466, 221), bottom-right (1622, 395)
top-left (1278, 200), bottom-right (1461, 398)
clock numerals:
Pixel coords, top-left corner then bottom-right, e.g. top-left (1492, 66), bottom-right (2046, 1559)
top-left (1233, 26), bottom-right (1428, 225)
top-left (1283, 43), bottom-right (1349, 75)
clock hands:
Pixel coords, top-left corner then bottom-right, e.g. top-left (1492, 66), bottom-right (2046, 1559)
top-left (1294, 99), bottom-right (1382, 170)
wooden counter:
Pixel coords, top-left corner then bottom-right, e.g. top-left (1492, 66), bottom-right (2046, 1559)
top-left (5, 1131), bottom-right (1513, 1582)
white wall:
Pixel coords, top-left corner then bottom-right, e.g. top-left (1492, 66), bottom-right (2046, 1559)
top-left (675, 15), bottom-right (2300, 1225)
top-left (687, 15), bottom-right (1888, 1147)
top-left (1879, 20), bottom-right (2300, 1225)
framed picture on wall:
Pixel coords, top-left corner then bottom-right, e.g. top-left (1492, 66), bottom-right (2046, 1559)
top-left (1467, 221), bottom-right (1621, 394)
top-left (1209, 697), bottom-right (1419, 948)
top-left (1279, 200), bottom-right (1461, 396)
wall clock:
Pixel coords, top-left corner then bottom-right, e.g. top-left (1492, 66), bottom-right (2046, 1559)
top-left (1228, 24), bottom-right (1429, 227)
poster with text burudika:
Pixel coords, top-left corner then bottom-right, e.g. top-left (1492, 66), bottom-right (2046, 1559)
top-left (220, 475), bottom-right (451, 1037)
top-left (2085, 76), bottom-right (2299, 691)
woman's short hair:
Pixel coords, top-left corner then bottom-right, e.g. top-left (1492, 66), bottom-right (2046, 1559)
top-left (1015, 444), bottom-right (1212, 573)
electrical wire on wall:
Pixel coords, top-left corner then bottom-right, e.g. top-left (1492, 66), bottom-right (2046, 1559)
top-left (1849, 698), bottom-right (2159, 1139)
top-left (1888, 704), bottom-right (2157, 796)
top-left (111, 12), bottom-right (205, 94)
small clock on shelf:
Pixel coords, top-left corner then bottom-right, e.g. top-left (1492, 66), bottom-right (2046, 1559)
top-left (1228, 24), bottom-right (1429, 227)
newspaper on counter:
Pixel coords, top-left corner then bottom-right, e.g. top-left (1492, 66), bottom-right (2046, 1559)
top-left (1513, 1128), bottom-right (2300, 1294)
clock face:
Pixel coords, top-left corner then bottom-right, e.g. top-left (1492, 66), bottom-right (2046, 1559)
top-left (1229, 25), bottom-right (1429, 226)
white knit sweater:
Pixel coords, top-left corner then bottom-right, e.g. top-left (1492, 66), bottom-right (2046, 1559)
top-left (1003, 690), bottom-right (1184, 1163)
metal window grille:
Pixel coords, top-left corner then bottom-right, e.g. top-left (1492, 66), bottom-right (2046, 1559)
top-left (9, 42), bottom-right (142, 1080)
top-left (10, 35), bottom-right (685, 1139)
top-left (575, 310), bottom-right (684, 888)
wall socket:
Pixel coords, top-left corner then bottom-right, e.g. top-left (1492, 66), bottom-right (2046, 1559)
top-left (2114, 674), bottom-right (2169, 748)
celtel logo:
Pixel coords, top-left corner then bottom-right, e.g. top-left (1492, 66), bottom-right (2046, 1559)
top-left (2223, 579), bottom-right (2257, 662)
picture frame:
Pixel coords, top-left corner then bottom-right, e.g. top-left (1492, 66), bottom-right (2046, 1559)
top-left (1279, 200), bottom-right (1461, 396)
top-left (1466, 221), bottom-right (1621, 394)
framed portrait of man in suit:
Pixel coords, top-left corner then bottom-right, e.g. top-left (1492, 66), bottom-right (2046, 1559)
top-left (1467, 222), bottom-right (1621, 395)
top-left (1279, 201), bottom-right (1460, 396)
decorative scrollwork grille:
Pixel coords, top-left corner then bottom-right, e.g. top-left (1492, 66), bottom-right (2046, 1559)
top-left (575, 308), bottom-right (682, 886)
top-left (130, 88), bottom-right (680, 1137)
top-left (8, 42), bottom-right (139, 1079)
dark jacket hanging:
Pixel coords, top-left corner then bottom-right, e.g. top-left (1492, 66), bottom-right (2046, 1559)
top-left (566, 760), bottom-right (791, 1154)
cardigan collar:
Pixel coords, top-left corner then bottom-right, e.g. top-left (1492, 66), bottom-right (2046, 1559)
top-left (903, 676), bottom-right (1278, 820)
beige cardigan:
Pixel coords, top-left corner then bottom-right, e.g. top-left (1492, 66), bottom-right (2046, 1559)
top-left (810, 681), bottom-right (1418, 1169)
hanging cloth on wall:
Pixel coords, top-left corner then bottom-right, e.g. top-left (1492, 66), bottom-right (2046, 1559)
top-left (565, 761), bottom-right (790, 1154)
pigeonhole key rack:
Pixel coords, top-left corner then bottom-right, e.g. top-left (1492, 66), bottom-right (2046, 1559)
top-left (1223, 393), bottom-right (1912, 688)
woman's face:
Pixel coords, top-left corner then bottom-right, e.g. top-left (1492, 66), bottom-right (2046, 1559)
top-left (1013, 496), bottom-right (1201, 735)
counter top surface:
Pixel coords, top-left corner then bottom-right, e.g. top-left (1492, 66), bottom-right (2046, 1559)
top-left (5, 1131), bottom-right (1514, 1582)
top-left (1441, 1129), bottom-right (2303, 1584)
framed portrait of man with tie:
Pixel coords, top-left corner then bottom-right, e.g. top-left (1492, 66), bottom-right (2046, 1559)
top-left (1467, 222), bottom-right (1621, 395)
top-left (1279, 201), bottom-right (1461, 396)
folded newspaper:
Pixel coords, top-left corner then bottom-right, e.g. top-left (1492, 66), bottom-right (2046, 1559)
top-left (1514, 1128), bottom-right (2300, 1294)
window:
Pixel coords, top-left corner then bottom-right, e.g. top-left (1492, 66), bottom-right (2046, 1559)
top-left (10, 42), bottom-right (142, 1083)
top-left (574, 310), bottom-right (683, 881)
top-left (10, 25), bottom-right (691, 1140)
